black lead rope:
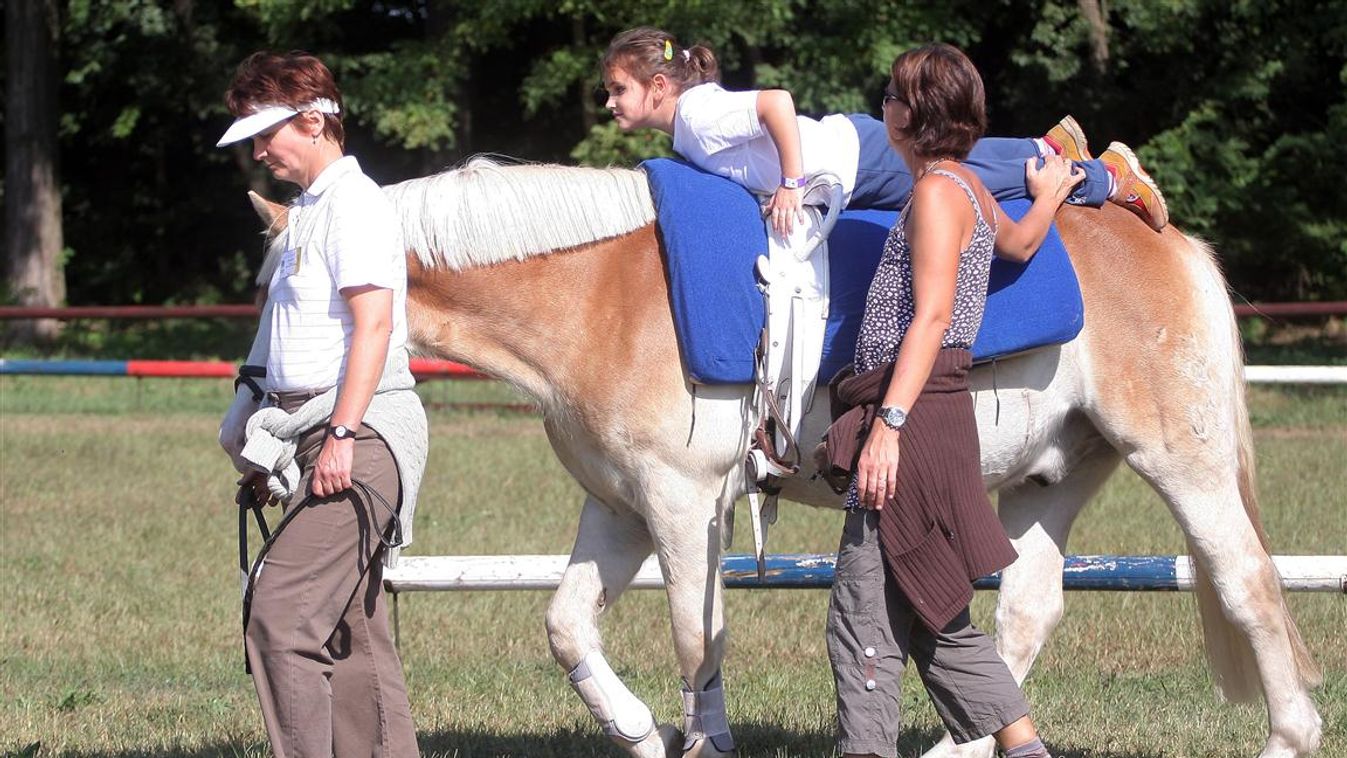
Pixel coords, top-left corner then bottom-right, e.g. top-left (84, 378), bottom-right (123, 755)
top-left (236, 478), bottom-right (403, 672)
top-left (234, 364), bottom-right (267, 402)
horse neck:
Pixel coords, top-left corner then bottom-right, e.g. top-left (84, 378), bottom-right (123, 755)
top-left (406, 224), bottom-right (672, 413)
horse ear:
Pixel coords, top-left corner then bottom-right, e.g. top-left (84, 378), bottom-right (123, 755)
top-left (247, 190), bottom-right (287, 229)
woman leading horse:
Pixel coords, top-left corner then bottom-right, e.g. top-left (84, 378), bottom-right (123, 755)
top-left (217, 51), bottom-right (426, 758)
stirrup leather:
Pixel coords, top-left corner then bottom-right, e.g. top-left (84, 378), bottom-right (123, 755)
top-left (741, 174), bottom-right (843, 579)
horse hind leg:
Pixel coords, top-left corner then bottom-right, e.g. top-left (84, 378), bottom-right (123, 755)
top-left (1093, 302), bottom-right (1321, 754)
top-left (922, 434), bottom-right (1120, 758)
top-left (1125, 448), bottom-right (1322, 757)
top-left (546, 496), bottom-right (682, 758)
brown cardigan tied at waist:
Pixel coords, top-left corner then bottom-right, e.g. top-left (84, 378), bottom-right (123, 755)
top-left (821, 348), bottom-right (1018, 631)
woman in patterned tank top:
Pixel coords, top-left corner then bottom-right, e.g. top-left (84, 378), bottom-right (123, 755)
top-left (825, 45), bottom-right (1086, 758)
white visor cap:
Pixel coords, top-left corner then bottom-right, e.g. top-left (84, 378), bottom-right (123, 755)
top-left (216, 98), bottom-right (341, 147)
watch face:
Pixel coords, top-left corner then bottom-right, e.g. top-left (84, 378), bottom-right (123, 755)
top-left (880, 407), bottom-right (906, 429)
top-left (331, 425), bottom-right (354, 439)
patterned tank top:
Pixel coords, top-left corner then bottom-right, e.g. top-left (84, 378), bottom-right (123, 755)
top-left (853, 168), bottom-right (997, 374)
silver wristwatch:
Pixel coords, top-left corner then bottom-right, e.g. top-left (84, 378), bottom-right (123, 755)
top-left (877, 405), bottom-right (908, 431)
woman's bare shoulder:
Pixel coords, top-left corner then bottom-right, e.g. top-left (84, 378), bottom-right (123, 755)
top-left (910, 172), bottom-right (975, 221)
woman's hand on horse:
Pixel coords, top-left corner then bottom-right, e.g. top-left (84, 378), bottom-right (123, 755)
top-left (1026, 154), bottom-right (1085, 204)
top-left (765, 186), bottom-right (804, 237)
top-left (311, 436), bottom-right (354, 498)
top-left (856, 422), bottom-right (901, 510)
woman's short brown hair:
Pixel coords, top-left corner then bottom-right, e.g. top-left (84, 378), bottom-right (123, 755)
top-left (225, 51), bottom-right (345, 149)
top-left (889, 43), bottom-right (986, 160)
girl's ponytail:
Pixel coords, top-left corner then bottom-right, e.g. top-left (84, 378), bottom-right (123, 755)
top-left (684, 44), bottom-right (719, 86)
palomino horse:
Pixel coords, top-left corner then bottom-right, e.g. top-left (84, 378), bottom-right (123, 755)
top-left (227, 159), bottom-right (1322, 758)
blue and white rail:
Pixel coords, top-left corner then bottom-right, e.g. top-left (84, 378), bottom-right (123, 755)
top-left (383, 554), bottom-right (1347, 594)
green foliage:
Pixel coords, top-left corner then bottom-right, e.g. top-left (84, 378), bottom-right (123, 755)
top-left (1015, 0), bottom-right (1347, 299)
top-left (24, 0), bottom-right (1347, 308)
top-left (571, 121), bottom-right (673, 167)
top-left (237, 0), bottom-right (361, 29)
top-left (56, 1), bottom-right (268, 306)
top-left (340, 42), bottom-right (463, 151)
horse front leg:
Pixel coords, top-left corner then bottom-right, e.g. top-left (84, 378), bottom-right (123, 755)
top-left (546, 495), bottom-right (683, 757)
top-left (647, 486), bottom-right (736, 758)
top-left (995, 446), bottom-right (1119, 672)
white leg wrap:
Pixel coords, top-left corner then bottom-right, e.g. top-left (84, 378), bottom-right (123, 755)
top-left (567, 651), bottom-right (656, 743)
top-left (681, 672), bottom-right (735, 752)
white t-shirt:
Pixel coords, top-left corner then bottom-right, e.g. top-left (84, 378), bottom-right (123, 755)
top-left (672, 82), bottom-right (861, 202)
top-left (265, 156), bottom-right (409, 392)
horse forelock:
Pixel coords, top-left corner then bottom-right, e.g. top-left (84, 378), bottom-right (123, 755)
top-left (383, 156), bottom-right (656, 271)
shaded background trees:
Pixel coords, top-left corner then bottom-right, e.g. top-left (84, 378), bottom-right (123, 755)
top-left (4, 0), bottom-right (1345, 314)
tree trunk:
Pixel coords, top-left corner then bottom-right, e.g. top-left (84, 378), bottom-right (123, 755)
top-left (1077, 0), bottom-right (1110, 75)
top-left (5, 0), bottom-right (65, 341)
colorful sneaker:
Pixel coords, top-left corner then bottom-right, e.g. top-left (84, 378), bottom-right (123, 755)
top-left (1100, 141), bottom-right (1169, 232)
top-left (1043, 115), bottom-right (1092, 161)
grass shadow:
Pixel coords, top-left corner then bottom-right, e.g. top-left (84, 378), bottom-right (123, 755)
top-left (1, 720), bottom-right (1266, 757)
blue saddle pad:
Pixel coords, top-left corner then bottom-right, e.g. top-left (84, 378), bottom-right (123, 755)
top-left (642, 158), bottom-right (1084, 384)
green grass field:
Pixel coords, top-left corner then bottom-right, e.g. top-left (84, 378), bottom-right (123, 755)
top-left (1, 377), bottom-right (1343, 757)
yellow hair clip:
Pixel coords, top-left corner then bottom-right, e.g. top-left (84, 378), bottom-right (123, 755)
top-left (663, 40), bottom-right (674, 61)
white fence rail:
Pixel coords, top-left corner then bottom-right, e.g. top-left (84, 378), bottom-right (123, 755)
top-left (384, 554), bottom-right (1347, 594)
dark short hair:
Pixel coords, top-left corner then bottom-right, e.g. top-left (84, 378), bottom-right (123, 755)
top-left (889, 43), bottom-right (986, 159)
top-left (225, 51), bottom-right (345, 149)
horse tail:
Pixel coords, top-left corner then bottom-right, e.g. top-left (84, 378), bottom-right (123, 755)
top-left (1183, 235), bottom-right (1323, 701)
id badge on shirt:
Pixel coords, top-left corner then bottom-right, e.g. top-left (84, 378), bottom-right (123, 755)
top-left (279, 246), bottom-right (304, 278)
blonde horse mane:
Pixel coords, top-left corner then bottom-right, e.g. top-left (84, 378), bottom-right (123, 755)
top-left (384, 156), bottom-right (656, 271)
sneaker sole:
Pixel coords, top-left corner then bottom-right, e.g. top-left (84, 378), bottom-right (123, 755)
top-left (1107, 141), bottom-right (1169, 223)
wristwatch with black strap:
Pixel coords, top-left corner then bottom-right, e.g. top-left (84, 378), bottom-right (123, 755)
top-left (876, 405), bottom-right (907, 431)
top-left (327, 424), bottom-right (358, 440)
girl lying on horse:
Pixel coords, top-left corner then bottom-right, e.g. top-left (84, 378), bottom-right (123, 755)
top-left (600, 27), bottom-right (1168, 236)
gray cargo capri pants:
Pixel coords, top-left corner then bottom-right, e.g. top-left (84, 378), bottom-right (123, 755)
top-left (827, 509), bottom-right (1029, 756)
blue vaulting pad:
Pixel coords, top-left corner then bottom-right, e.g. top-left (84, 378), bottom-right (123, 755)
top-left (642, 158), bottom-right (1085, 385)
top-left (643, 158), bottom-right (766, 383)
top-left (821, 204), bottom-right (1084, 380)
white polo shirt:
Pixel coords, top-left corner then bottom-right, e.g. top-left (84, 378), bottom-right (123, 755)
top-left (672, 82), bottom-right (861, 202)
top-left (265, 155), bottom-right (409, 392)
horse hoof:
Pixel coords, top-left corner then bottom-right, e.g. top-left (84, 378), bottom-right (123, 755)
top-left (626, 724), bottom-right (684, 757)
top-left (681, 735), bottom-right (736, 758)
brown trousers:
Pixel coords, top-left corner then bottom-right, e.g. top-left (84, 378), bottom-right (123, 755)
top-left (245, 394), bottom-right (418, 758)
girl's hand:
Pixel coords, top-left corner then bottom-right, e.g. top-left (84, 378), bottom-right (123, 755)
top-left (1025, 154), bottom-right (1085, 204)
top-left (311, 434), bottom-right (354, 498)
top-left (765, 186), bottom-right (804, 237)
top-left (855, 421), bottom-right (901, 510)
